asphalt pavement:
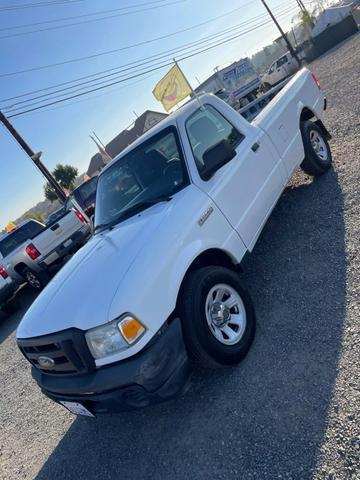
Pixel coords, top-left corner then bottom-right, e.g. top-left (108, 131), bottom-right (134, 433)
top-left (0, 33), bottom-right (359, 480)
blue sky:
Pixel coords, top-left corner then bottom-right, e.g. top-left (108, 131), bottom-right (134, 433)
top-left (0, 0), bottom-right (300, 228)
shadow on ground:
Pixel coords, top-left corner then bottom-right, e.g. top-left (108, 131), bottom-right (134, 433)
top-left (35, 169), bottom-right (346, 480)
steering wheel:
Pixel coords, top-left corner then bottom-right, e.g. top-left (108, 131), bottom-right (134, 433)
top-left (163, 159), bottom-right (183, 186)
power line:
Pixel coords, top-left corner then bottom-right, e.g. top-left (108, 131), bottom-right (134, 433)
top-left (0, 2), bottom-right (257, 78)
top-left (2, 13), bottom-right (278, 110)
top-left (7, 9), bottom-right (295, 118)
top-left (0, 1), bottom-right (85, 12)
top-left (0, 0), bottom-right (186, 39)
top-left (10, 71), bottom-right (164, 118)
top-left (3, 7), bottom-right (294, 113)
top-left (0, 0), bottom-right (176, 31)
top-left (0, 2), bottom-right (291, 106)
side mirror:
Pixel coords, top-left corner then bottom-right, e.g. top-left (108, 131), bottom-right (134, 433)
top-left (201, 140), bottom-right (236, 180)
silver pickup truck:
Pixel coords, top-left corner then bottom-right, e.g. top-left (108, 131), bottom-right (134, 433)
top-left (1, 210), bottom-right (90, 290)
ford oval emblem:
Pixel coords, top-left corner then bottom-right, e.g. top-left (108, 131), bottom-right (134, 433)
top-left (38, 356), bottom-right (55, 369)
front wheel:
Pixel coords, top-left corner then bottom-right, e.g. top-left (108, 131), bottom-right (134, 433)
top-left (300, 121), bottom-right (332, 176)
top-left (179, 266), bottom-right (256, 368)
top-left (23, 269), bottom-right (49, 290)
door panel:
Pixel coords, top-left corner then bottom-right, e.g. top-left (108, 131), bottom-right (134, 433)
top-left (183, 104), bottom-right (285, 250)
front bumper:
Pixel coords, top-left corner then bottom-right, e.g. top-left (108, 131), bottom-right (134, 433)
top-left (32, 319), bottom-right (191, 414)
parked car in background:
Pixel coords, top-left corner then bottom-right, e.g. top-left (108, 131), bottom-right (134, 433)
top-left (3, 211), bottom-right (91, 290)
top-left (0, 252), bottom-right (19, 314)
top-left (262, 52), bottom-right (299, 89)
top-left (65, 176), bottom-right (98, 219)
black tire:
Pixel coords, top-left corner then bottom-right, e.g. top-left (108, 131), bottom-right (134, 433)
top-left (300, 120), bottom-right (332, 176)
top-left (179, 266), bottom-right (256, 368)
top-left (22, 268), bottom-right (49, 290)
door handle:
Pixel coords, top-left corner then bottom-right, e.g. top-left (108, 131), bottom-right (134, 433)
top-left (251, 142), bottom-right (260, 152)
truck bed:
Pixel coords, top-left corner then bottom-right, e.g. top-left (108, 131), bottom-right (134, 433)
top-left (252, 69), bottom-right (326, 175)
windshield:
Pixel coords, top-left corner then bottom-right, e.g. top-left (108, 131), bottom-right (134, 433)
top-left (95, 127), bottom-right (189, 228)
top-left (0, 221), bottom-right (44, 257)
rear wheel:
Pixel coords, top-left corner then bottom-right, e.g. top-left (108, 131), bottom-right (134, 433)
top-left (23, 269), bottom-right (49, 290)
top-left (179, 266), bottom-right (256, 368)
top-left (300, 121), bottom-right (332, 176)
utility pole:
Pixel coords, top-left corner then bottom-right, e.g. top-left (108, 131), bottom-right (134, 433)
top-left (260, 0), bottom-right (301, 67)
top-left (296, 0), bottom-right (315, 26)
top-left (296, 0), bottom-right (306, 11)
top-left (0, 111), bottom-right (66, 202)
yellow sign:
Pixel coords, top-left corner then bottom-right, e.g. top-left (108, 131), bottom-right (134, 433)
top-left (6, 222), bottom-right (16, 233)
top-left (153, 64), bottom-right (192, 112)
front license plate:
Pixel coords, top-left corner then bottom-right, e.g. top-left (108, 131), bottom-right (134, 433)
top-left (63, 239), bottom-right (72, 248)
top-left (59, 401), bottom-right (95, 417)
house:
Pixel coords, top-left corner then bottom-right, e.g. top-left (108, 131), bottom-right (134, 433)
top-left (312, 5), bottom-right (353, 36)
top-left (87, 110), bottom-right (167, 177)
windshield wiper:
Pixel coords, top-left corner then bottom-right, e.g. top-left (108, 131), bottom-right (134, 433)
top-left (94, 195), bottom-right (172, 234)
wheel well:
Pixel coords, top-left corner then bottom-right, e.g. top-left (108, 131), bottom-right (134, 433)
top-left (300, 107), bottom-right (315, 123)
top-left (14, 263), bottom-right (27, 277)
top-left (174, 249), bottom-right (239, 313)
top-left (300, 108), bottom-right (331, 140)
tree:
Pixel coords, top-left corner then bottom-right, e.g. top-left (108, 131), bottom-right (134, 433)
top-left (298, 9), bottom-right (316, 29)
top-left (44, 164), bottom-right (78, 202)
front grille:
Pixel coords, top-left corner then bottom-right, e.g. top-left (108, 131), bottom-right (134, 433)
top-left (17, 329), bottom-right (95, 375)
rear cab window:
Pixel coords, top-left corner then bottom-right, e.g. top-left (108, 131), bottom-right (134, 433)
top-left (0, 221), bottom-right (45, 257)
top-left (185, 104), bottom-right (244, 178)
top-left (74, 177), bottom-right (98, 205)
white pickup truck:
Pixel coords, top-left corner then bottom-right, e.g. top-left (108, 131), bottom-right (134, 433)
top-left (3, 212), bottom-right (90, 290)
top-left (17, 69), bottom-right (332, 416)
top-left (262, 52), bottom-right (302, 90)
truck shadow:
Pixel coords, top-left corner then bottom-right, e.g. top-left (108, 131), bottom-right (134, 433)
top-left (35, 169), bottom-right (346, 480)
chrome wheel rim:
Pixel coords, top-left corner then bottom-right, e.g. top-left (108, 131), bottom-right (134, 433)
top-left (26, 272), bottom-right (41, 289)
top-left (310, 130), bottom-right (328, 162)
top-left (205, 283), bottom-right (247, 345)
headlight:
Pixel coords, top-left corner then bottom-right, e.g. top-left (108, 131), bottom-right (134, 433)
top-left (85, 315), bottom-right (145, 359)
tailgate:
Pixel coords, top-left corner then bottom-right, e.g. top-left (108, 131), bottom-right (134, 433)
top-left (32, 211), bottom-right (83, 255)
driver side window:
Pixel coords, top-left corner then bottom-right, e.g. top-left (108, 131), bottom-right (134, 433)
top-left (185, 105), bottom-right (244, 174)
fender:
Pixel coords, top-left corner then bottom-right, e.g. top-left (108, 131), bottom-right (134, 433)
top-left (107, 194), bottom-right (247, 361)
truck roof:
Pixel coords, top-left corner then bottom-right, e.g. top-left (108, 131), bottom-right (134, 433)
top-left (100, 93), bottom-right (213, 175)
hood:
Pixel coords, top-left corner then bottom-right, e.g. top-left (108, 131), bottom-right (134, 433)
top-left (17, 203), bottom-right (169, 338)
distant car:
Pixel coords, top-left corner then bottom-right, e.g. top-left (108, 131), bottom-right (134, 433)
top-left (0, 251), bottom-right (19, 314)
top-left (65, 177), bottom-right (98, 219)
top-left (2, 212), bottom-right (90, 290)
top-left (46, 207), bottom-right (67, 226)
top-left (262, 52), bottom-right (299, 89)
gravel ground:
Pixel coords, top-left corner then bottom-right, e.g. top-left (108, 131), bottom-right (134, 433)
top-left (0, 33), bottom-right (359, 480)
